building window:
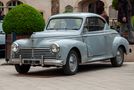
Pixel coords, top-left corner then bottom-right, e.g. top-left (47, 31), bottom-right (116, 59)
top-left (0, 2), bottom-right (4, 11)
top-left (0, 2), bottom-right (4, 20)
top-left (7, 0), bottom-right (23, 10)
top-left (64, 5), bottom-right (73, 13)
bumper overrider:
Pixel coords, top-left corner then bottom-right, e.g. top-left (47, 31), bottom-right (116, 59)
top-left (10, 55), bottom-right (64, 66)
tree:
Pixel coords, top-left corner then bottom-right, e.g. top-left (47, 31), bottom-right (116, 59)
top-left (130, 0), bottom-right (134, 15)
top-left (3, 4), bottom-right (45, 35)
top-left (112, 0), bottom-right (134, 16)
top-left (132, 16), bottom-right (134, 28)
top-left (2, 4), bottom-right (45, 61)
top-left (112, 0), bottom-right (118, 10)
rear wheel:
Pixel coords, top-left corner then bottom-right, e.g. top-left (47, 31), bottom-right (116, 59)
top-left (110, 48), bottom-right (124, 67)
top-left (15, 64), bottom-right (31, 74)
top-left (63, 50), bottom-right (79, 75)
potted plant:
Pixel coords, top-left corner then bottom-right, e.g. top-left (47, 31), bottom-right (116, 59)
top-left (3, 4), bottom-right (45, 61)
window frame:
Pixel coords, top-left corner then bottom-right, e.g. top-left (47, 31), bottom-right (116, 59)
top-left (84, 16), bottom-right (106, 32)
top-left (7, 0), bottom-right (23, 10)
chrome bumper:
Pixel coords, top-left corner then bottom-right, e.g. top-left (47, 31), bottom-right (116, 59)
top-left (10, 58), bottom-right (64, 66)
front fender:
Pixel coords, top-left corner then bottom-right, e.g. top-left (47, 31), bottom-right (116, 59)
top-left (13, 39), bottom-right (32, 48)
top-left (54, 39), bottom-right (87, 64)
top-left (112, 36), bottom-right (129, 56)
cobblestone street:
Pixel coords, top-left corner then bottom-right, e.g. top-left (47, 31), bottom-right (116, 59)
top-left (0, 61), bottom-right (134, 90)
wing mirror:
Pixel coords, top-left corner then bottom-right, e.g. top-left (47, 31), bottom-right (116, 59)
top-left (0, 31), bottom-right (5, 34)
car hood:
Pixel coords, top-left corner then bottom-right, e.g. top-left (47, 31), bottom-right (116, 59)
top-left (15, 30), bottom-right (81, 48)
top-left (31, 30), bottom-right (80, 38)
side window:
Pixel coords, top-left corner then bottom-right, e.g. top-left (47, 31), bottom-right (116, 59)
top-left (85, 17), bottom-right (105, 32)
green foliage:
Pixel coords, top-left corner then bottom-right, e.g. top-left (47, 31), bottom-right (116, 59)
top-left (64, 5), bottom-right (73, 13)
top-left (3, 4), bottom-right (45, 34)
top-left (132, 16), bottom-right (134, 28)
top-left (112, 0), bottom-right (118, 10)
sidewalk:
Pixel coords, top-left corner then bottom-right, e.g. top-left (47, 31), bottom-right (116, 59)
top-left (125, 45), bottom-right (134, 62)
top-left (0, 58), bottom-right (9, 65)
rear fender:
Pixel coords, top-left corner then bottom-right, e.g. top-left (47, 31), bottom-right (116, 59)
top-left (112, 37), bottom-right (129, 57)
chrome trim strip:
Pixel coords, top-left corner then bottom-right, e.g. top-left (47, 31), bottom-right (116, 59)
top-left (10, 58), bottom-right (64, 66)
top-left (19, 48), bottom-right (50, 50)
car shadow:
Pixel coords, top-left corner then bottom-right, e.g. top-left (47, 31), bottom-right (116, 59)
top-left (13, 62), bottom-right (127, 78)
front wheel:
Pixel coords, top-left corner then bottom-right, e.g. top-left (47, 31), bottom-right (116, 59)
top-left (63, 50), bottom-right (79, 75)
top-left (15, 64), bottom-right (31, 74)
top-left (110, 48), bottom-right (124, 67)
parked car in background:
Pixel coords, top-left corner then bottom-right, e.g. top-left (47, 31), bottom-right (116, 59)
top-left (10, 13), bottom-right (130, 75)
top-left (0, 20), bottom-right (5, 58)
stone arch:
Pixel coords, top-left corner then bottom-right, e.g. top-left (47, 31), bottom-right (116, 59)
top-left (77, 0), bottom-right (105, 14)
top-left (77, 0), bottom-right (95, 12)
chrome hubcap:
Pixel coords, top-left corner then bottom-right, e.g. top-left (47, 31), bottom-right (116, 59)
top-left (116, 50), bottom-right (123, 64)
top-left (69, 54), bottom-right (77, 72)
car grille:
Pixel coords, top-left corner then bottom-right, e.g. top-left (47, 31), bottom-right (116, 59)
top-left (13, 48), bottom-right (56, 59)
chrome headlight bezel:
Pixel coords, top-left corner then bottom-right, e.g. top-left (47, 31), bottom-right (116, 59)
top-left (11, 42), bottom-right (20, 53)
top-left (50, 43), bottom-right (60, 53)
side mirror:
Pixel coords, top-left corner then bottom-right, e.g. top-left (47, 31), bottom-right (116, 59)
top-left (0, 31), bottom-right (4, 34)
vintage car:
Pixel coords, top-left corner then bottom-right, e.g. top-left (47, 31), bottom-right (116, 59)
top-left (10, 13), bottom-right (130, 75)
top-left (0, 20), bottom-right (5, 58)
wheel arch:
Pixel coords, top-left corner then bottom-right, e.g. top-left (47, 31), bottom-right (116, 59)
top-left (112, 36), bottom-right (129, 57)
top-left (118, 45), bottom-right (127, 54)
top-left (69, 47), bottom-right (82, 63)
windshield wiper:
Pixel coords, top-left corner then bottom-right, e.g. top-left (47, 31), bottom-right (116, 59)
top-left (47, 28), bottom-right (78, 30)
top-left (47, 28), bottom-right (55, 30)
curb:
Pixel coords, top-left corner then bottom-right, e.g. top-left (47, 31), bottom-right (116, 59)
top-left (1, 63), bottom-right (13, 66)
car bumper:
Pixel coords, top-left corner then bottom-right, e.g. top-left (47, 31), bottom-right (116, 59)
top-left (10, 58), bottom-right (64, 67)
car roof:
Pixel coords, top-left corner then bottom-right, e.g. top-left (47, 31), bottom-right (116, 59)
top-left (50, 13), bottom-right (101, 19)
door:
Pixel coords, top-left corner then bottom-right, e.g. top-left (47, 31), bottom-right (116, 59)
top-left (82, 17), bottom-right (107, 60)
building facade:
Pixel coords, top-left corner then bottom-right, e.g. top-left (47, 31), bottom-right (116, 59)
top-left (0, 0), bottom-right (117, 21)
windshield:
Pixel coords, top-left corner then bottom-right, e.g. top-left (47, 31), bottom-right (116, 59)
top-left (46, 18), bottom-right (83, 30)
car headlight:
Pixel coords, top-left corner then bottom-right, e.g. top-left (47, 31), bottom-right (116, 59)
top-left (50, 43), bottom-right (60, 53)
top-left (11, 42), bottom-right (20, 52)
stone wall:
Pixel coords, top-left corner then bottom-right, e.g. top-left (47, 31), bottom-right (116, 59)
top-left (0, 0), bottom-right (113, 20)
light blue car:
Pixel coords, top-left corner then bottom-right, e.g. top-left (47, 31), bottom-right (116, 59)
top-left (0, 20), bottom-right (5, 58)
top-left (10, 13), bottom-right (130, 75)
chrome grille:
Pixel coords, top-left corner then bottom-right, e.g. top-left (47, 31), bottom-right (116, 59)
top-left (14, 48), bottom-right (56, 59)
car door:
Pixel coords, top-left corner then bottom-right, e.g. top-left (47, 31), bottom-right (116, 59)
top-left (82, 17), bottom-right (107, 61)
